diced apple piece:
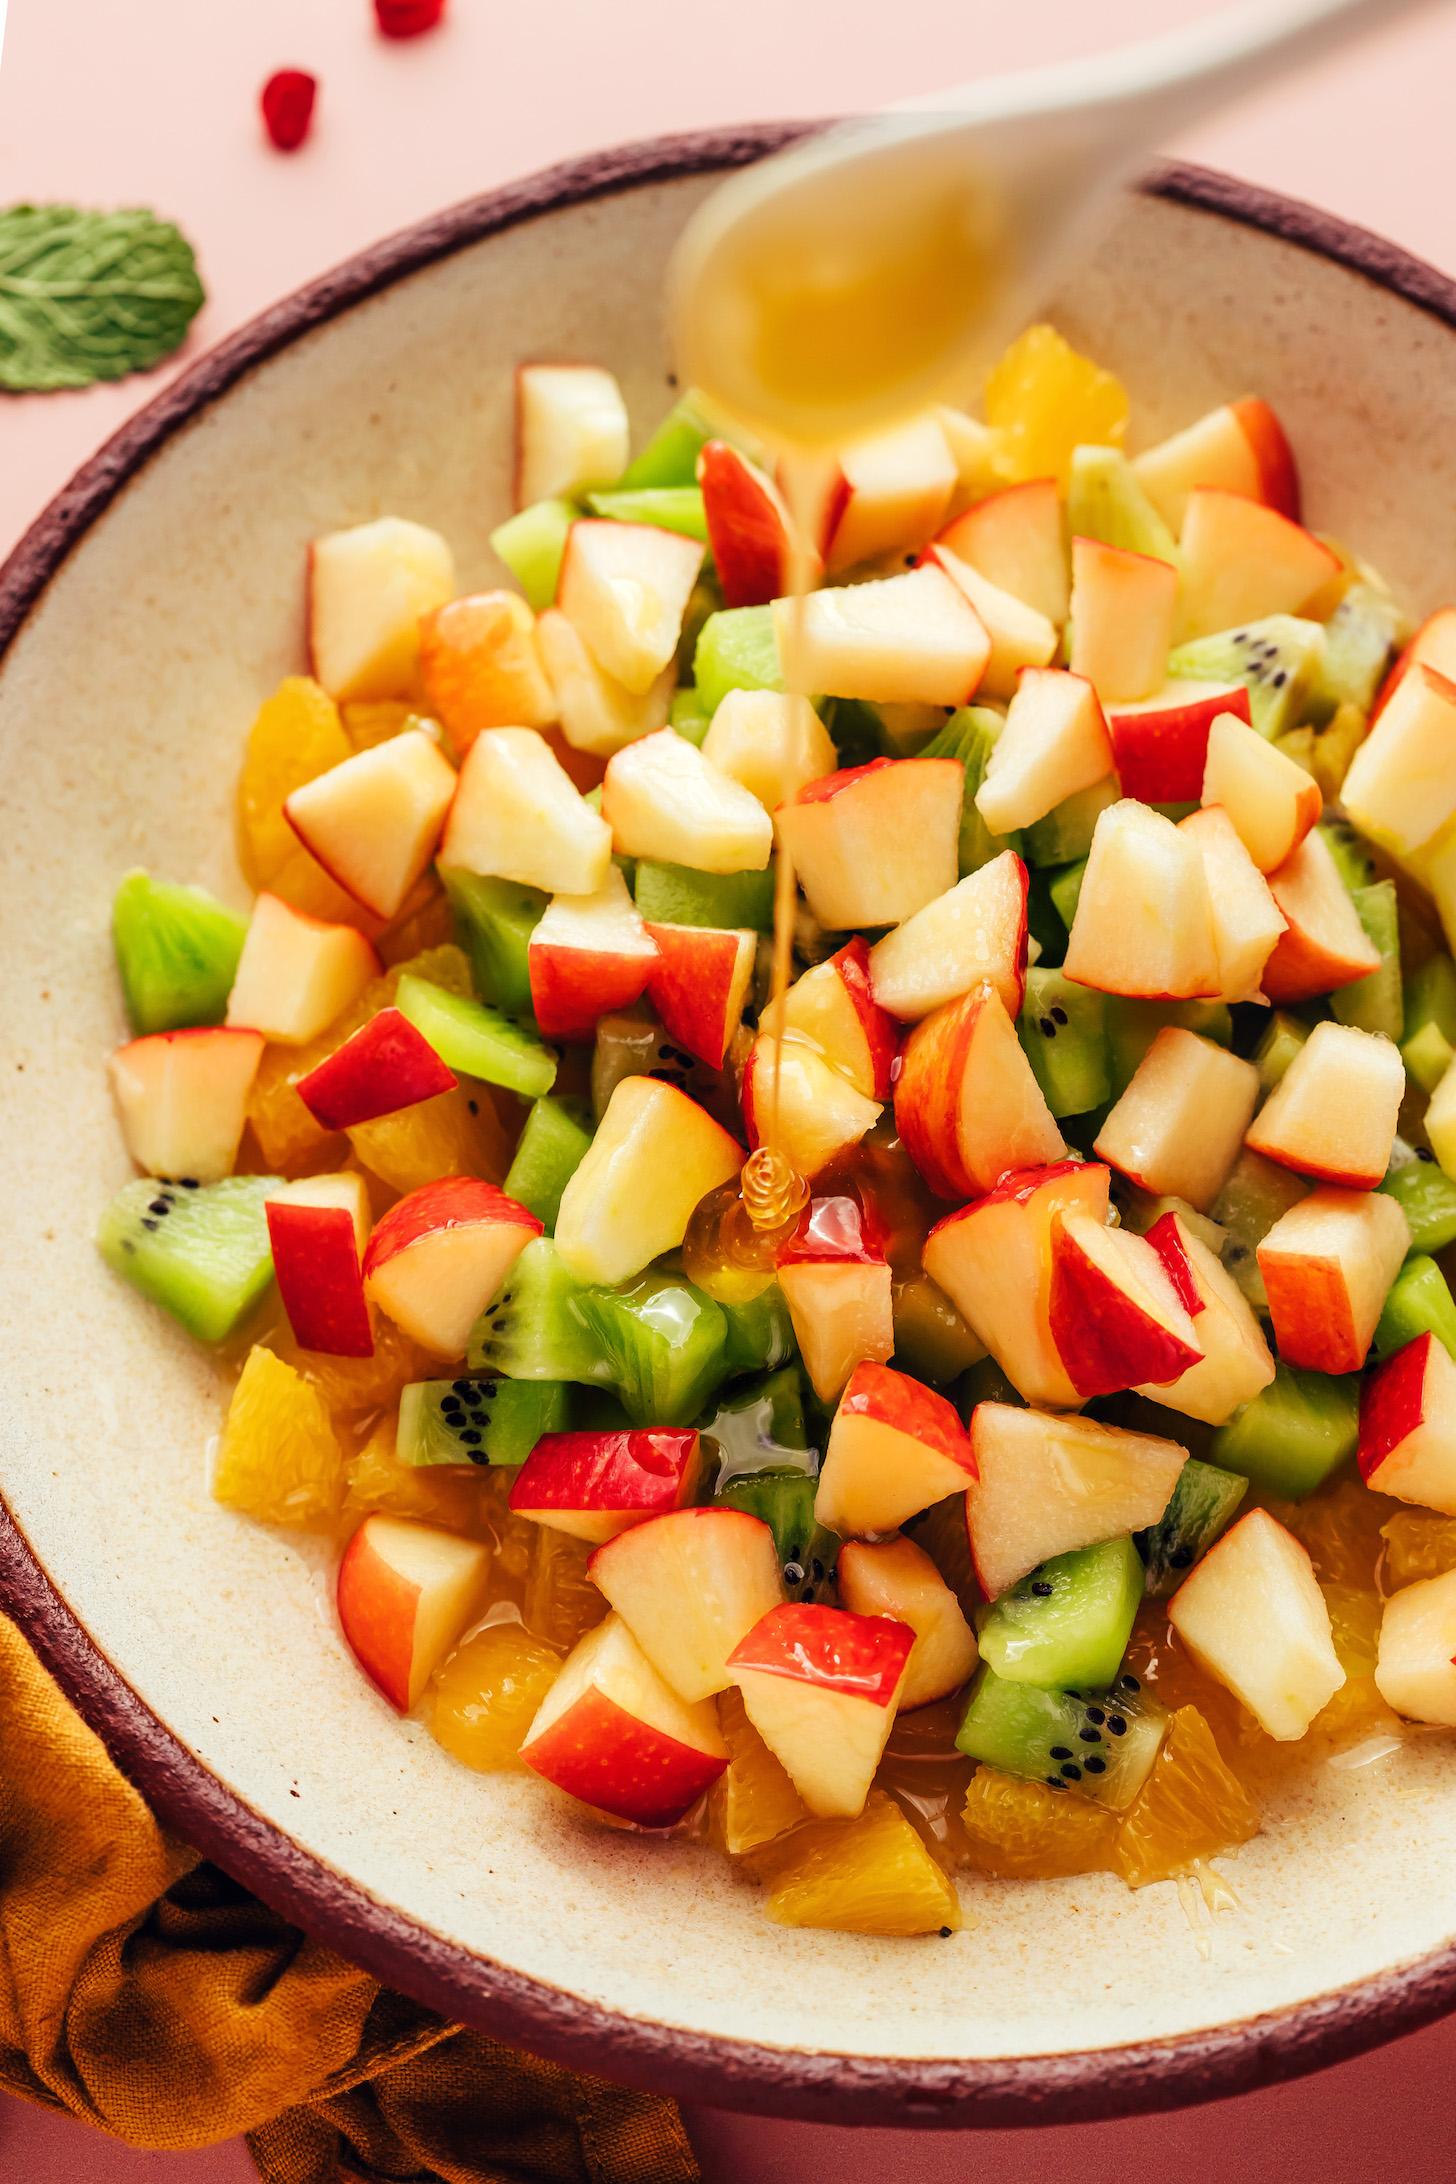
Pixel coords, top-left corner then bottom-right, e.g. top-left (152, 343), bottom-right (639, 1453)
top-left (438, 726), bottom-right (613, 896)
top-left (1340, 662), bottom-right (1456, 858)
top-left (555, 1073), bottom-right (744, 1285)
top-left (535, 606), bottom-right (674, 757)
top-left (967, 1402), bottom-right (1185, 1599)
top-left (1134, 1211), bottom-right (1275, 1426)
top-left (974, 668), bottom-right (1114, 836)
top-left (698, 439), bottom-right (810, 610)
top-left (1178, 805), bottom-right (1286, 1003)
top-left (511, 1430), bottom-right (704, 1545)
top-left (815, 1361), bottom-right (976, 1538)
top-left (108, 1026), bottom-right (263, 1182)
top-left (700, 689), bottom-right (837, 811)
top-left (337, 1513), bottom-right (489, 1711)
top-left (307, 517), bottom-right (455, 703)
top-left (935, 404), bottom-right (1002, 516)
top-left (776, 1194), bottom-right (895, 1403)
top-left (1168, 1508), bottom-right (1343, 1739)
top-left (868, 850), bottom-right (1029, 1023)
top-left (1261, 828), bottom-right (1383, 1004)
top-left (935, 478), bottom-right (1067, 625)
top-left (1177, 489), bottom-right (1339, 643)
top-left (1049, 1211), bottom-right (1203, 1399)
top-left (1258, 1185), bottom-right (1410, 1374)
top-left (284, 729), bottom-right (457, 921)
top-left (1374, 1568), bottom-right (1456, 1726)
top-left (1201, 710), bottom-right (1322, 874)
top-left (225, 893), bottom-right (379, 1046)
top-left (418, 590), bottom-right (557, 753)
top-left (1245, 1019), bottom-right (1404, 1190)
top-left (644, 922), bottom-right (755, 1071)
top-left (825, 414), bottom-right (957, 572)
top-left (520, 1612), bottom-right (726, 1827)
top-left (772, 565), bottom-right (990, 709)
top-left (1430, 1058), bottom-right (1456, 1181)
top-left (774, 756), bottom-right (962, 930)
top-left (923, 1161), bottom-right (1110, 1408)
top-left (894, 982), bottom-right (1065, 1201)
top-left (1370, 606), bottom-right (1456, 726)
top-left (296, 1006), bottom-right (455, 1130)
top-left (601, 727), bottom-right (771, 874)
top-left (589, 1506), bottom-right (783, 1700)
top-left (1360, 1332), bottom-right (1456, 1515)
top-left (1109, 681), bottom-right (1253, 805)
top-left (265, 1172), bottom-right (373, 1358)
top-left (742, 1035), bottom-right (882, 1182)
top-left (1132, 398), bottom-right (1300, 532)
top-left (728, 1603), bottom-right (913, 1817)
top-left (527, 867), bottom-right (657, 1044)
top-left (1069, 536), bottom-right (1179, 705)
top-left (1094, 1027), bottom-right (1258, 1212)
top-left (924, 543), bottom-right (1057, 701)
top-left (515, 363), bottom-right (629, 507)
top-left (363, 1176), bottom-right (542, 1357)
top-left (836, 1535), bottom-right (977, 1708)
top-left (1063, 800), bottom-right (1220, 1001)
top-left (557, 519), bottom-right (705, 695)
top-left (764, 937), bottom-right (899, 1100)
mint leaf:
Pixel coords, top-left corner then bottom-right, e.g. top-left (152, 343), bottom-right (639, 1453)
top-left (0, 204), bottom-right (205, 393)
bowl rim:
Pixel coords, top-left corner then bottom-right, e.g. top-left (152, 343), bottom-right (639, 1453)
top-left (5, 126), bottom-right (1456, 2130)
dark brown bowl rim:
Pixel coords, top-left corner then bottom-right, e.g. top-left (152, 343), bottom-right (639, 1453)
top-left (4, 128), bottom-right (1456, 2130)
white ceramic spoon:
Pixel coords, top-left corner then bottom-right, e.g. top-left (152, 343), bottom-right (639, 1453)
top-left (670, 0), bottom-right (1445, 447)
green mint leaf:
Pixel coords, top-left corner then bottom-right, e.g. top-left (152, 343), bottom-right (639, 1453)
top-left (0, 204), bottom-right (206, 393)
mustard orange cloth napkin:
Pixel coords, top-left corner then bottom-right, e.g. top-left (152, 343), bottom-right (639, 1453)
top-left (0, 1614), bottom-right (700, 2183)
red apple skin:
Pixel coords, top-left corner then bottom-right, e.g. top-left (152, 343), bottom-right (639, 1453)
top-left (522, 1692), bottom-right (725, 1827)
top-left (510, 1430), bottom-right (703, 1522)
top-left (895, 982), bottom-right (1045, 1202)
top-left (1048, 1217), bottom-right (1203, 1399)
top-left (363, 1176), bottom-right (541, 1280)
top-left (776, 1192), bottom-right (887, 1269)
top-left (727, 1601), bottom-right (914, 1703)
top-left (1232, 397), bottom-right (1301, 521)
top-left (266, 1200), bottom-right (374, 1358)
top-left (1108, 682), bottom-right (1252, 803)
top-left (832, 936), bottom-right (901, 1100)
top-left (1370, 608), bottom-right (1456, 726)
top-left (1359, 1334), bottom-right (1432, 1482)
top-left (697, 439), bottom-right (809, 609)
top-left (643, 922), bottom-right (753, 1069)
top-left (838, 1360), bottom-right (976, 1478)
top-left (527, 941), bottom-right (655, 1045)
top-left (336, 1525), bottom-right (417, 1712)
top-left (295, 1006), bottom-right (456, 1130)
top-left (1143, 1211), bottom-right (1205, 1318)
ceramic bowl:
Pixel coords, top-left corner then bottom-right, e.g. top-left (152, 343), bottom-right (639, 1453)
top-left (5, 129), bottom-right (1456, 2131)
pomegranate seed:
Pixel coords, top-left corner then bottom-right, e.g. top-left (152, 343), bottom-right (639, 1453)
top-left (375, 0), bottom-right (447, 35)
top-left (261, 70), bottom-right (317, 153)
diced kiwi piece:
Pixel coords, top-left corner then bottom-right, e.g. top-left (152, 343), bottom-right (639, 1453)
top-left (503, 1096), bottom-right (593, 1233)
top-left (112, 870), bottom-right (247, 1036)
top-left (1210, 1362), bottom-right (1359, 1497)
top-left (442, 869), bottom-right (546, 1017)
top-left (634, 857), bottom-right (776, 932)
top-left (97, 1175), bottom-right (278, 1342)
top-left (1166, 615), bottom-right (1324, 740)
top-left (1379, 1148), bottom-right (1456, 1256)
top-left (1405, 955), bottom-right (1456, 1046)
top-left (394, 973), bottom-right (556, 1097)
top-left (920, 704), bottom-right (1020, 876)
top-left (693, 604), bottom-right (784, 716)
top-left (1320, 818), bottom-right (1375, 896)
top-left (584, 485), bottom-right (707, 541)
top-left (1137, 1458), bottom-right (1248, 1597)
top-left (977, 1536), bottom-right (1145, 1689)
top-left (589, 1011), bottom-right (741, 1133)
top-left (489, 498), bottom-right (576, 611)
top-left (1330, 880), bottom-right (1401, 1039)
top-left (956, 1666), bottom-right (1167, 1810)
top-left (1211, 1149), bottom-right (1310, 1312)
top-left (1403, 1021), bottom-right (1454, 1094)
top-left (1308, 582), bottom-right (1403, 723)
top-left (1019, 969), bottom-right (1109, 1118)
top-left (720, 1282), bottom-right (796, 1376)
top-left (956, 1354), bottom-right (1027, 1418)
top-left (702, 1366), bottom-right (812, 1474)
top-left (714, 1466), bottom-right (839, 1603)
top-left (1254, 1011), bottom-right (1310, 1092)
top-left (670, 687), bottom-right (712, 746)
top-left (619, 389), bottom-right (720, 490)
top-left (1375, 1255), bottom-right (1456, 1362)
top-left (1067, 446), bottom-right (1178, 566)
top-left (577, 1271), bottom-right (728, 1427)
top-left (1048, 856), bottom-right (1087, 933)
top-left (1021, 775), bottom-right (1120, 869)
top-left (892, 1274), bottom-right (985, 1385)
top-left (398, 1375), bottom-right (569, 1467)
top-left (466, 1237), bottom-right (607, 1383)
top-left (1104, 996), bottom-right (1232, 1100)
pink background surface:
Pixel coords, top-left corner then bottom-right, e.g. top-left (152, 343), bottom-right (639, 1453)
top-left (6, 0), bottom-right (1456, 2176)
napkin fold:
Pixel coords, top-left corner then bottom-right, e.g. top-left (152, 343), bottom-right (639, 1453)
top-left (0, 1613), bottom-right (699, 2182)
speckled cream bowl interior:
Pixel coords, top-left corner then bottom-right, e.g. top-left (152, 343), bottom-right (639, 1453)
top-left (6, 131), bottom-right (1456, 2130)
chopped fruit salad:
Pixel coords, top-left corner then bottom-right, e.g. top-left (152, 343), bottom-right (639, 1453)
top-left (99, 324), bottom-right (1456, 1938)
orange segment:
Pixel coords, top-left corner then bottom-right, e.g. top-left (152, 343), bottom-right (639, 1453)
top-left (341, 700), bottom-right (424, 751)
top-left (347, 1085), bottom-right (511, 1194)
top-left (984, 324), bottom-right (1128, 489)
top-left (274, 1312), bottom-right (432, 1424)
top-left (751, 1790), bottom-right (962, 1935)
top-left (430, 1623), bottom-right (563, 1770)
top-left (708, 1685), bottom-right (807, 1856)
top-left (1264, 1474), bottom-right (1396, 1589)
top-left (238, 676), bottom-right (352, 885)
top-left (1112, 1706), bottom-right (1258, 1889)
top-left (1382, 1508), bottom-right (1456, 1589)
top-left (903, 1491), bottom-right (977, 1619)
top-left (213, 1346), bottom-right (345, 1529)
top-left (961, 1768), bottom-right (1117, 1879)
top-left (524, 1525), bottom-right (608, 1651)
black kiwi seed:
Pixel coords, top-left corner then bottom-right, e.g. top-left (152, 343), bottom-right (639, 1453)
top-left (1170, 1546), bottom-right (1194, 1567)
top-left (468, 1100), bottom-right (479, 1115)
top-left (1049, 1745), bottom-right (1072, 1760)
top-left (180, 1178), bottom-right (199, 1189)
top-left (493, 1318), bottom-right (508, 1331)
top-left (1060, 1762), bottom-right (1082, 1781)
top-left (1051, 1005), bottom-right (1068, 1025)
top-left (1078, 1727), bottom-right (1102, 1744)
top-left (1040, 1016), bottom-right (1057, 1038)
top-left (1107, 1715), bottom-right (1128, 1736)
top-left (1031, 1580), bottom-right (1054, 1596)
top-left (939, 1926), bottom-right (952, 1938)
top-left (452, 1379), bottom-right (474, 1397)
top-left (1084, 1756), bottom-right (1107, 1774)
top-left (1085, 1705), bottom-right (1105, 1725)
top-left (459, 1430), bottom-right (482, 1447)
top-left (783, 1561), bottom-right (805, 1586)
top-left (1419, 1147), bottom-right (1435, 1163)
top-left (141, 1217), bottom-right (159, 1232)
top-left (1044, 1776), bottom-right (1067, 1790)
top-left (148, 1199), bottom-right (171, 1216)
top-left (1120, 1675), bottom-right (1140, 1693)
